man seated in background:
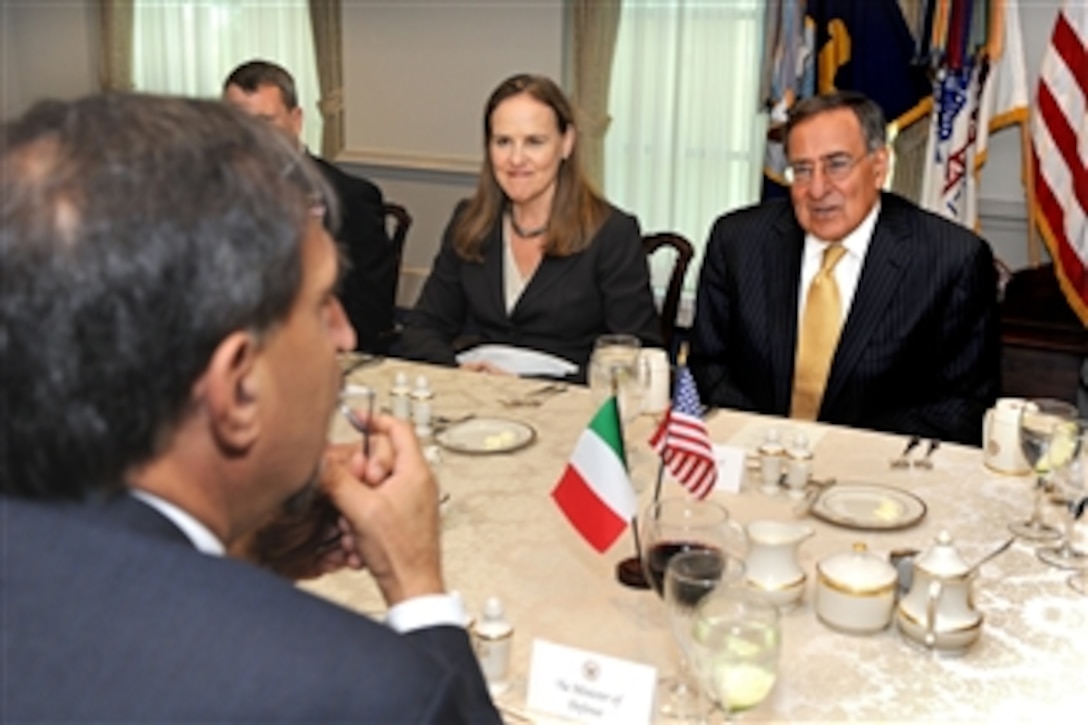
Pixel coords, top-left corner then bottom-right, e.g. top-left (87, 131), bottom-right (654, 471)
top-left (689, 90), bottom-right (999, 445)
top-left (0, 92), bottom-right (499, 723)
top-left (224, 59), bottom-right (398, 353)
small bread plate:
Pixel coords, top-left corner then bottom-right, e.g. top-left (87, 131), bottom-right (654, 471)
top-left (435, 417), bottom-right (536, 455)
top-left (811, 482), bottom-right (926, 531)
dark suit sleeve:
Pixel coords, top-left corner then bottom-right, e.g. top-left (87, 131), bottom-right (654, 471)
top-left (866, 236), bottom-right (999, 445)
top-left (400, 206), bottom-right (469, 366)
top-left (595, 211), bottom-right (663, 348)
top-left (689, 214), bottom-right (760, 410)
top-left (316, 159), bottom-right (396, 353)
top-left (406, 626), bottom-right (503, 724)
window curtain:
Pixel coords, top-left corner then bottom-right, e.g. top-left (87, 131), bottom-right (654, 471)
top-left (129, 0), bottom-right (322, 152)
top-left (309, 0), bottom-right (343, 159)
top-left (605, 1), bottom-right (766, 300)
top-left (569, 0), bottom-right (622, 190)
top-left (98, 0), bottom-right (134, 92)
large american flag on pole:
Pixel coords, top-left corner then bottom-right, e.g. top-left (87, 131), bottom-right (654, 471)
top-left (648, 366), bottom-right (717, 499)
top-left (1032, 0), bottom-right (1088, 326)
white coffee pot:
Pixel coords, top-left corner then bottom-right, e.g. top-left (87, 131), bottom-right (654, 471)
top-left (895, 530), bottom-right (983, 654)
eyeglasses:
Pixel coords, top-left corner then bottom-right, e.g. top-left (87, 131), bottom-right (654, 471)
top-left (784, 153), bottom-right (865, 186)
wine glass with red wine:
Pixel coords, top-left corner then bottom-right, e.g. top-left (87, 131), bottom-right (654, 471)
top-left (639, 497), bottom-right (740, 719)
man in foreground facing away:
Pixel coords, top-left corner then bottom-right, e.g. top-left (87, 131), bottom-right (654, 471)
top-left (0, 92), bottom-right (499, 722)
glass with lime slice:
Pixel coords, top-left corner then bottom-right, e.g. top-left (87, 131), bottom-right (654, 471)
top-left (690, 587), bottom-right (781, 717)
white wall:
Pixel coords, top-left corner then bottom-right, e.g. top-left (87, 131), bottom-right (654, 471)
top-left (1, 0), bottom-right (1061, 301)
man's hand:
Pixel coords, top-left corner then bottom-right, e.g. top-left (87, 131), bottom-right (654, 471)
top-left (323, 414), bottom-right (445, 606)
top-left (230, 443), bottom-right (365, 580)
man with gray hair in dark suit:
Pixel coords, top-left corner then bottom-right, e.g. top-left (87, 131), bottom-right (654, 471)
top-left (0, 92), bottom-right (499, 722)
top-left (690, 90), bottom-right (999, 445)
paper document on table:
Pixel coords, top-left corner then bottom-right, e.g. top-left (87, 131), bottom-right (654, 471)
top-left (456, 344), bottom-right (578, 377)
top-left (713, 444), bottom-right (747, 493)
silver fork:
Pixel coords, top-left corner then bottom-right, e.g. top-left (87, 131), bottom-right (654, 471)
top-left (498, 383), bottom-right (568, 408)
top-left (913, 439), bottom-right (941, 469)
top-left (890, 435), bottom-right (922, 469)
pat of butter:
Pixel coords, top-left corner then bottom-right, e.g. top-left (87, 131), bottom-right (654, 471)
top-left (872, 498), bottom-right (903, 522)
top-left (483, 430), bottom-right (517, 450)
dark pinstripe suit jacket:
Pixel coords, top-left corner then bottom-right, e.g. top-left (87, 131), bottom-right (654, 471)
top-left (402, 203), bottom-right (662, 383)
top-left (689, 192), bottom-right (999, 445)
top-left (1, 494), bottom-right (501, 723)
top-left (311, 155), bottom-right (397, 354)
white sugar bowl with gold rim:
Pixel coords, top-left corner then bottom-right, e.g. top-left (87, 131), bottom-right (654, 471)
top-left (815, 543), bottom-right (898, 634)
top-left (895, 530), bottom-right (983, 654)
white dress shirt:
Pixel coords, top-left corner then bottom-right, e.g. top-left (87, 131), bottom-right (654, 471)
top-left (129, 489), bottom-right (465, 633)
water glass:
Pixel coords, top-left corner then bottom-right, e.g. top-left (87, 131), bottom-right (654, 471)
top-left (1009, 398), bottom-right (1078, 540)
top-left (689, 586), bottom-right (781, 718)
top-left (662, 550), bottom-right (747, 720)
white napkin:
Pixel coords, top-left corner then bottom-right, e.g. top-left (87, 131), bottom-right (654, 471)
top-left (456, 344), bottom-right (578, 377)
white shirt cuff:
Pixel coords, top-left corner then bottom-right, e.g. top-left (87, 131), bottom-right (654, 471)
top-left (384, 593), bottom-right (467, 633)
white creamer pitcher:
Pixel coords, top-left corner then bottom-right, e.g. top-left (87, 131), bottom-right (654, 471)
top-left (983, 397), bottom-right (1031, 475)
top-left (744, 520), bottom-right (813, 608)
top-left (638, 347), bottom-right (671, 415)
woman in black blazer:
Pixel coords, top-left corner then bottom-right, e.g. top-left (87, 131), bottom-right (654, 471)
top-left (402, 74), bottom-right (661, 382)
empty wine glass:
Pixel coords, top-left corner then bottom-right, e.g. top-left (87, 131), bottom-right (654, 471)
top-left (1009, 398), bottom-right (1078, 541)
top-left (689, 586), bottom-right (781, 719)
top-left (639, 497), bottom-right (740, 719)
top-left (663, 550), bottom-right (746, 721)
top-left (1037, 421), bottom-right (1087, 569)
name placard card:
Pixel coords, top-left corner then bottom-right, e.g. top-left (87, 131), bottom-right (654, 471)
top-left (713, 443), bottom-right (747, 493)
top-left (526, 639), bottom-right (656, 724)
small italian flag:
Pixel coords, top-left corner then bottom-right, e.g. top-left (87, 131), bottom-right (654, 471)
top-left (551, 397), bottom-right (637, 553)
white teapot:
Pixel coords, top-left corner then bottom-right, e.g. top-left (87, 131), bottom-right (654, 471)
top-left (895, 531), bottom-right (983, 654)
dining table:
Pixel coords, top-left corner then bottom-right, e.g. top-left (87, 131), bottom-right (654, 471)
top-left (306, 358), bottom-right (1088, 723)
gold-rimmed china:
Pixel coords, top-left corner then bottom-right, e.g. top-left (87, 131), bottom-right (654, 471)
top-left (811, 483), bottom-right (926, 531)
top-left (435, 417), bottom-right (536, 455)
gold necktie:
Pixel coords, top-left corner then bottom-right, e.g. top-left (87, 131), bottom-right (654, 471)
top-left (791, 244), bottom-right (848, 420)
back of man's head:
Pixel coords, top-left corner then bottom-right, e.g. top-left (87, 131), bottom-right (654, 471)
top-left (223, 59), bottom-right (299, 110)
top-left (0, 93), bottom-right (329, 500)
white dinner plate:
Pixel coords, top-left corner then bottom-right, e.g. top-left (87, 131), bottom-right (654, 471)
top-left (811, 483), bottom-right (927, 531)
top-left (435, 417), bottom-right (536, 455)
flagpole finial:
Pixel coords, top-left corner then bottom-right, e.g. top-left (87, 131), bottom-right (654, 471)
top-left (678, 341), bottom-right (689, 367)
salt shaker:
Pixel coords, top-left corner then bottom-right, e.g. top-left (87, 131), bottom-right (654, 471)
top-left (410, 375), bottom-right (434, 438)
top-left (390, 371), bottom-right (411, 420)
top-left (472, 596), bottom-right (513, 696)
top-left (784, 433), bottom-right (812, 499)
top-left (758, 428), bottom-right (785, 494)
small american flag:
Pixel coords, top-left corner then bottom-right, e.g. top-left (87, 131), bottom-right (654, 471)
top-left (649, 365), bottom-right (717, 499)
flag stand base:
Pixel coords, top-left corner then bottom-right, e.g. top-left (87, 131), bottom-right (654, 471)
top-left (615, 556), bottom-right (650, 589)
